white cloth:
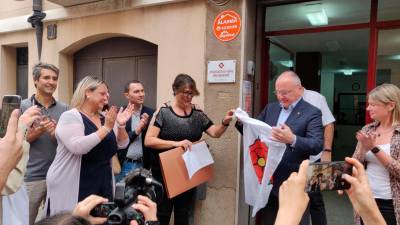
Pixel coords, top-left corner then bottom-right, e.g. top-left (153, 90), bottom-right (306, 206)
top-left (2, 185), bottom-right (29, 225)
top-left (365, 143), bottom-right (392, 199)
top-left (235, 108), bottom-right (286, 216)
top-left (303, 89), bottom-right (335, 162)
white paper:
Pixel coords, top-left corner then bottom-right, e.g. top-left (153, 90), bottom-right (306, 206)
top-left (182, 141), bottom-right (214, 179)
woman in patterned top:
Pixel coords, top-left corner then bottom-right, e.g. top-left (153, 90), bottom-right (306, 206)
top-left (352, 83), bottom-right (400, 225)
top-left (145, 73), bottom-right (234, 225)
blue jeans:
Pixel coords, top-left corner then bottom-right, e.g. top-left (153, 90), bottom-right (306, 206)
top-left (115, 161), bottom-right (143, 182)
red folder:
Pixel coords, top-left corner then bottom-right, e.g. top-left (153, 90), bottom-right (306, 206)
top-left (159, 146), bottom-right (213, 198)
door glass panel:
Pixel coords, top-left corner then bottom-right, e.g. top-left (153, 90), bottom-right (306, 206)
top-left (267, 29), bottom-right (369, 161)
top-left (268, 42), bottom-right (293, 103)
top-left (265, 0), bottom-right (371, 32)
top-left (378, 0), bottom-right (400, 21)
top-left (377, 29), bottom-right (400, 86)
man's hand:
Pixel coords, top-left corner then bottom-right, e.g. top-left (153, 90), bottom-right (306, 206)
top-left (117, 103), bottom-right (135, 127)
top-left (271, 123), bottom-right (295, 144)
top-left (135, 113), bottom-right (150, 135)
top-left (72, 195), bottom-right (108, 225)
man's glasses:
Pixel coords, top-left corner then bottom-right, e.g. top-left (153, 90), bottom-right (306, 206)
top-left (273, 90), bottom-right (293, 96)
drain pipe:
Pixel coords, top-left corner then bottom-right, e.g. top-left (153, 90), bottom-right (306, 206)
top-left (27, 0), bottom-right (46, 61)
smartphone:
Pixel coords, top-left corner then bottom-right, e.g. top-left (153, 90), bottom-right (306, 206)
top-left (306, 161), bottom-right (352, 192)
top-left (0, 95), bottom-right (22, 138)
top-left (90, 202), bottom-right (116, 218)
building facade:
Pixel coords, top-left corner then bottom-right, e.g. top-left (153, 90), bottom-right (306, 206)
top-left (1, 0), bottom-right (400, 224)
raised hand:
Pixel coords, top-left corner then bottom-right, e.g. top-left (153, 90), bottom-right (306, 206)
top-left (19, 106), bottom-right (41, 128)
top-left (135, 113), bottom-right (150, 134)
top-left (116, 103), bottom-right (135, 127)
top-left (222, 109), bottom-right (235, 126)
top-left (356, 131), bottom-right (376, 153)
top-left (104, 106), bottom-right (118, 130)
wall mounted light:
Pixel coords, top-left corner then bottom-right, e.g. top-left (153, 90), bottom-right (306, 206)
top-left (304, 3), bottom-right (328, 26)
top-left (279, 60), bottom-right (294, 68)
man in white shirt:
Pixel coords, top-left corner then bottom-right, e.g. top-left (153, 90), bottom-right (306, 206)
top-left (302, 88), bottom-right (335, 225)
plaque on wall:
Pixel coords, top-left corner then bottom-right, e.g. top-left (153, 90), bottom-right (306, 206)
top-left (207, 60), bottom-right (236, 83)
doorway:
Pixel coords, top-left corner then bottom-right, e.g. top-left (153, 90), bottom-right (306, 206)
top-left (74, 37), bottom-right (158, 108)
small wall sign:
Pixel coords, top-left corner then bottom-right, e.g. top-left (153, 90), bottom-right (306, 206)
top-left (207, 60), bottom-right (236, 83)
top-left (213, 10), bottom-right (241, 42)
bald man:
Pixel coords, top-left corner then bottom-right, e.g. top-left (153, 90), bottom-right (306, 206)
top-left (236, 71), bottom-right (324, 225)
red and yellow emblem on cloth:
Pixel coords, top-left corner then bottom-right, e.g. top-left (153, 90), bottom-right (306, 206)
top-left (249, 138), bottom-right (269, 184)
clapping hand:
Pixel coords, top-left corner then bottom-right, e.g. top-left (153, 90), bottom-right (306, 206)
top-left (356, 131), bottom-right (376, 153)
top-left (116, 103), bottom-right (135, 127)
top-left (104, 106), bottom-right (118, 131)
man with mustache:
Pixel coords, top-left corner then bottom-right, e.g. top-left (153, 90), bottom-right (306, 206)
top-left (116, 80), bottom-right (154, 181)
top-left (21, 63), bottom-right (68, 225)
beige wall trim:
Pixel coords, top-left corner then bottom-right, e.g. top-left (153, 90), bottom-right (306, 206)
top-left (0, 0), bottom-right (188, 34)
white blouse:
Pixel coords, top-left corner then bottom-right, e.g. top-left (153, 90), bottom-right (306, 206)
top-left (365, 143), bottom-right (392, 199)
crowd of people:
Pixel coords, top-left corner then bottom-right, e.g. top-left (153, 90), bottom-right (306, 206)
top-left (0, 63), bottom-right (399, 225)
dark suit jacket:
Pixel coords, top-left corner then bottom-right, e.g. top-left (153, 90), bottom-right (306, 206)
top-left (237, 98), bottom-right (323, 195)
top-left (117, 105), bottom-right (155, 169)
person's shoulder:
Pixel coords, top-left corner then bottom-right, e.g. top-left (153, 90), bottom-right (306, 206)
top-left (299, 99), bottom-right (321, 113)
top-left (60, 108), bottom-right (79, 119)
top-left (21, 98), bottom-right (31, 107)
top-left (361, 122), bottom-right (378, 132)
top-left (20, 98), bottom-right (33, 112)
top-left (55, 100), bottom-right (69, 109)
top-left (143, 105), bottom-right (155, 114)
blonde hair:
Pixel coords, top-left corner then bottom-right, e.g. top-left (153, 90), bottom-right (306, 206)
top-left (368, 83), bottom-right (400, 126)
top-left (70, 76), bottom-right (105, 109)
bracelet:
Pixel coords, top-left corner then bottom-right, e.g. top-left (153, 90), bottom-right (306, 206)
top-left (323, 149), bottom-right (332, 152)
top-left (102, 126), bottom-right (111, 133)
top-left (222, 119), bottom-right (230, 127)
top-left (117, 123), bottom-right (126, 129)
top-left (18, 123), bottom-right (29, 140)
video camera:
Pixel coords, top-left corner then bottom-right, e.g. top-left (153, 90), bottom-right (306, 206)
top-left (90, 168), bottom-right (163, 225)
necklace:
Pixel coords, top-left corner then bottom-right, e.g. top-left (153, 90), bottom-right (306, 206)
top-left (80, 109), bottom-right (98, 118)
top-left (376, 127), bottom-right (393, 137)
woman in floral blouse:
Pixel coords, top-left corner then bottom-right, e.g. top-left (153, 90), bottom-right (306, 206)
top-left (352, 83), bottom-right (400, 225)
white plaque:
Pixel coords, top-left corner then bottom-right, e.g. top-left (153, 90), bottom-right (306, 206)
top-left (207, 60), bottom-right (236, 83)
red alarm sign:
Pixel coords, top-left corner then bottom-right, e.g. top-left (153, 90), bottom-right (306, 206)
top-left (213, 10), bottom-right (241, 42)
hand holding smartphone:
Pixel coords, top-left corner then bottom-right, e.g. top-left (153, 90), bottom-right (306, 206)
top-left (0, 95), bottom-right (22, 138)
top-left (306, 161), bottom-right (352, 192)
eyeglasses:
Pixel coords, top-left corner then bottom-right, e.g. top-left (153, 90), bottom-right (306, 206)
top-left (182, 91), bottom-right (194, 97)
top-left (273, 90), bottom-right (293, 96)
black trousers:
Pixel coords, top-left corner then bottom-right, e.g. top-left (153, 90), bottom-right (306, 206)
top-left (309, 191), bottom-right (327, 225)
top-left (152, 167), bottom-right (195, 225)
top-left (361, 199), bottom-right (396, 225)
top-left (259, 194), bottom-right (310, 225)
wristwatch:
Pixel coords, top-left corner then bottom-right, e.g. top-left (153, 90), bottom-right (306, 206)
top-left (145, 221), bottom-right (160, 225)
top-left (371, 147), bottom-right (381, 154)
top-left (323, 149), bottom-right (332, 152)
